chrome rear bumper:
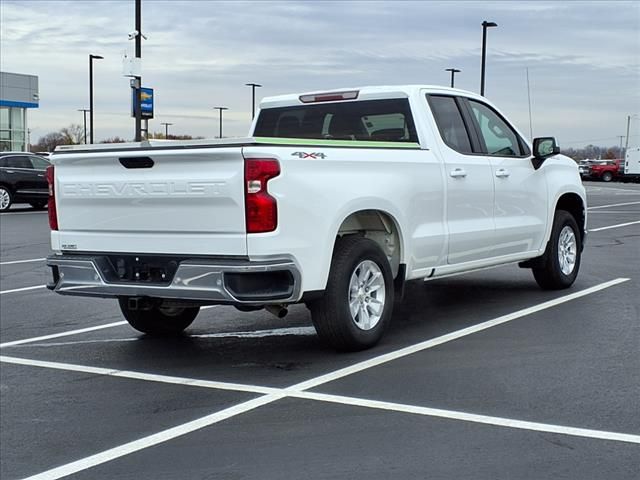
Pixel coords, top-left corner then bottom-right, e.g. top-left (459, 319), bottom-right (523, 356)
top-left (47, 254), bottom-right (301, 304)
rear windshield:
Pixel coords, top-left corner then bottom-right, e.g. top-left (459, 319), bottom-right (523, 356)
top-left (254, 99), bottom-right (418, 143)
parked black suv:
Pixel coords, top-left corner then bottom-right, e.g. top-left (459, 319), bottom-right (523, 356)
top-left (0, 152), bottom-right (51, 211)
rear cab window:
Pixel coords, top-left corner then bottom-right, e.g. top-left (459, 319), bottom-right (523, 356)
top-left (254, 99), bottom-right (418, 144)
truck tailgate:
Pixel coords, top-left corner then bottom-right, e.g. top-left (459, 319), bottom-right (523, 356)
top-left (52, 147), bottom-right (247, 256)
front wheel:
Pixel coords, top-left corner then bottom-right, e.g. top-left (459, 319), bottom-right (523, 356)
top-left (118, 298), bottom-right (199, 335)
top-left (309, 236), bottom-right (394, 351)
top-left (602, 171), bottom-right (613, 182)
top-left (532, 210), bottom-right (582, 290)
top-left (0, 186), bottom-right (13, 212)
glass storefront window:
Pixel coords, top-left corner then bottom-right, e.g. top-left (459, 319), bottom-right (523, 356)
top-left (10, 108), bottom-right (24, 129)
top-left (0, 107), bottom-right (27, 151)
top-left (0, 107), bottom-right (9, 129)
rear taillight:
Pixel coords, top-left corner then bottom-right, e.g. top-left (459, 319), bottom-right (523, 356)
top-left (46, 165), bottom-right (58, 230)
top-left (244, 158), bottom-right (280, 233)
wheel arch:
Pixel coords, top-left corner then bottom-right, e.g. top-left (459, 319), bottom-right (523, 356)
top-left (334, 208), bottom-right (405, 281)
top-left (555, 192), bottom-right (586, 246)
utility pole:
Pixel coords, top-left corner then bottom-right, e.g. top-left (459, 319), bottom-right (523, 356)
top-left (89, 54), bottom-right (103, 143)
top-left (214, 107), bottom-right (228, 138)
top-left (526, 67), bottom-right (533, 140)
top-left (161, 122), bottom-right (173, 138)
top-left (618, 135), bottom-right (625, 158)
top-left (134, 0), bottom-right (142, 141)
top-left (78, 109), bottom-right (89, 144)
top-left (245, 83), bottom-right (262, 119)
top-left (445, 68), bottom-right (461, 88)
top-left (480, 21), bottom-right (498, 96)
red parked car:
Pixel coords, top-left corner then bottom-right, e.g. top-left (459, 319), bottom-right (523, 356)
top-left (582, 159), bottom-right (622, 182)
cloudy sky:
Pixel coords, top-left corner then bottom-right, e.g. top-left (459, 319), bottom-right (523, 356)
top-left (2, 0), bottom-right (639, 147)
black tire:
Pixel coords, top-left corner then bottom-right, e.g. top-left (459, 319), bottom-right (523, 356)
top-left (0, 186), bottom-right (13, 212)
top-left (118, 298), bottom-right (199, 335)
top-left (30, 201), bottom-right (47, 210)
top-left (309, 236), bottom-right (394, 351)
top-left (602, 171), bottom-right (613, 182)
top-left (532, 210), bottom-right (581, 290)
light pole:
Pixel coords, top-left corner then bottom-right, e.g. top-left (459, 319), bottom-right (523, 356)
top-left (214, 107), bottom-right (228, 138)
top-left (445, 68), bottom-right (461, 88)
top-left (78, 109), bottom-right (89, 144)
top-left (245, 83), bottom-right (262, 119)
top-left (134, 0), bottom-right (143, 141)
top-left (480, 20), bottom-right (497, 96)
top-left (161, 122), bottom-right (173, 138)
top-left (89, 54), bottom-right (103, 143)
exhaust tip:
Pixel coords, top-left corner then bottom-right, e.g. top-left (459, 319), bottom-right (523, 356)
top-left (265, 304), bottom-right (288, 319)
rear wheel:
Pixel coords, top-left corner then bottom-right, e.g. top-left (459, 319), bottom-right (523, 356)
top-left (309, 236), bottom-right (394, 351)
top-left (602, 171), bottom-right (613, 182)
top-left (118, 298), bottom-right (199, 335)
top-left (0, 186), bottom-right (13, 211)
top-left (532, 210), bottom-right (581, 290)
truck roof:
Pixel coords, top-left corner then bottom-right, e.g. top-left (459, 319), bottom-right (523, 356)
top-left (53, 85), bottom-right (486, 154)
top-left (260, 85), bottom-right (484, 109)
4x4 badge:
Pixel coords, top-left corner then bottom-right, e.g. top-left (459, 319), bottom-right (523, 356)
top-left (291, 152), bottom-right (326, 159)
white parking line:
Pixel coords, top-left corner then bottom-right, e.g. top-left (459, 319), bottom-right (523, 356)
top-left (0, 257), bottom-right (46, 265)
top-left (289, 278), bottom-right (630, 392)
top-left (0, 321), bottom-right (128, 348)
top-left (0, 284), bottom-right (46, 295)
top-left (4, 277), bottom-right (631, 479)
top-left (20, 394), bottom-right (283, 480)
top-left (292, 391), bottom-right (640, 445)
top-left (589, 220), bottom-right (640, 232)
top-left (5, 327), bottom-right (318, 348)
top-left (3, 354), bottom-right (638, 450)
top-left (0, 356), bottom-right (278, 396)
top-left (588, 201), bottom-right (640, 210)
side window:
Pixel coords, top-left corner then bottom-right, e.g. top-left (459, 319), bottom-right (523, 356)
top-left (468, 100), bottom-right (526, 157)
top-left (5, 156), bottom-right (32, 169)
top-left (30, 156), bottom-right (51, 170)
top-left (427, 95), bottom-right (473, 154)
top-left (0, 157), bottom-right (8, 168)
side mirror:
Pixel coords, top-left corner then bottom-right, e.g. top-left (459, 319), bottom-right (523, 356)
top-left (532, 137), bottom-right (560, 169)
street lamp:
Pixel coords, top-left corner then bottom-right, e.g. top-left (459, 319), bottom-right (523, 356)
top-left (245, 83), bottom-right (262, 119)
top-left (78, 109), bottom-right (89, 144)
top-left (89, 54), bottom-right (103, 143)
top-left (445, 68), bottom-right (461, 88)
top-left (214, 107), bottom-right (228, 138)
top-left (480, 21), bottom-right (497, 96)
top-left (161, 122), bottom-right (173, 139)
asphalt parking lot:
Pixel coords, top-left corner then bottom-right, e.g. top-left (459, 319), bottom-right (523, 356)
top-left (1, 181), bottom-right (639, 480)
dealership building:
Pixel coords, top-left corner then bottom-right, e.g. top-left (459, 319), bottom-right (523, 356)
top-left (0, 71), bottom-right (39, 152)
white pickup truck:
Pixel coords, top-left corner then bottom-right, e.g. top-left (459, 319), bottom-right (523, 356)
top-left (47, 85), bottom-right (587, 351)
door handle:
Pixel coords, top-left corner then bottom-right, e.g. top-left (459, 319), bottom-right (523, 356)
top-left (495, 168), bottom-right (510, 178)
top-left (450, 168), bottom-right (467, 178)
top-left (6, 170), bottom-right (15, 174)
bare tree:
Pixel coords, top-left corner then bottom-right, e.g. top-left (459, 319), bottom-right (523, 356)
top-left (100, 137), bottom-right (128, 144)
top-left (59, 124), bottom-right (85, 145)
